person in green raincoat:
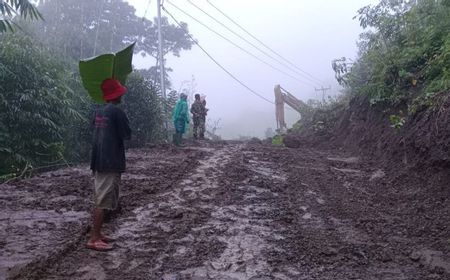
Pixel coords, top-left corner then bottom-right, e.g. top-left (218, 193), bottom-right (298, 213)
top-left (172, 93), bottom-right (190, 146)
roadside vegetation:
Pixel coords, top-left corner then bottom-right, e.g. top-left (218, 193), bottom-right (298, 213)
top-left (295, 0), bottom-right (450, 133)
top-left (0, 0), bottom-right (193, 178)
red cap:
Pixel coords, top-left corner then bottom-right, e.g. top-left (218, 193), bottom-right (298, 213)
top-left (101, 78), bottom-right (127, 101)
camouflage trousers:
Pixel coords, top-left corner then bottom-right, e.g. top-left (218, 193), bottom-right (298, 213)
top-left (193, 117), bottom-right (205, 139)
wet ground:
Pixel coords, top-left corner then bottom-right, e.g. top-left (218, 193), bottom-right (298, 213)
top-left (1, 141), bottom-right (450, 279)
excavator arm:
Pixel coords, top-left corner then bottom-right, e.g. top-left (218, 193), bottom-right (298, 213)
top-left (274, 84), bottom-right (308, 131)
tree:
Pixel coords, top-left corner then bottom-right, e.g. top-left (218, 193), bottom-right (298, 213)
top-left (206, 118), bottom-right (222, 140)
top-left (122, 72), bottom-right (164, 146)
top-left (264, 127), bottom-right (275, 138)
top-left (0, 0), bottom-right (41, 32)
top-left (31, 0), bottom-right (193, 65)
top-left (166, 90), bottom-right (180, 116)
top-left (0, 33), bottom-right (84, 175)
top-left (0, 0), bottom-right (196, 177)
top-left (334, 0), bottom-right (450, 106)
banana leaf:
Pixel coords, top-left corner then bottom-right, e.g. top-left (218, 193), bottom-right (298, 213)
top-left (79, 42), bottom-right (135, 103)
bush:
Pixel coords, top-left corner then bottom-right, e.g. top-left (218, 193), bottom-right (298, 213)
top-left (334, 0), bottom-right (450, 108)
top-left (0, 37), bottom-right (166, 178)
top-left (0, 33), bottom-right (85, 175)
top-left (122, 73), bottom-right (164, 147)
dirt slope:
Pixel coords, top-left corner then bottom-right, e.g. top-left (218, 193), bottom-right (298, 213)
top-left (285, 93), bottom-right (450, 167)
top-left (1, 140), bottom-right (450, 279)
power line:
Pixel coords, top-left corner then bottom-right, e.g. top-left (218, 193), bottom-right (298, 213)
top-left (162, 6), bottom-right (274, 105)
top-left (187, 0), bottom-right (323, 87)
top-left (166, 0), bottom-right (315, 88)
top-left (206, 0), bottom-right (326, 85)
top-left (165, 0), bottom-right (316, 88)
top-left (143, 0), bottom-right (152, 20)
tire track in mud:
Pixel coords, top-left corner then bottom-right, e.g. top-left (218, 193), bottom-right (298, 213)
top-left (162, 145), bottom-right (296, 279)
top-left (26, 143), bottom-right (295, 280)
top-left (7, 146), bottom-right (207, 280)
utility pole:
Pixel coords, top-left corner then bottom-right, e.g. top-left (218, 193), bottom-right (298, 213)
top-left (315, 86), bottom-right (331, 103)
top-left (157, 0), bottom-right (169, 139)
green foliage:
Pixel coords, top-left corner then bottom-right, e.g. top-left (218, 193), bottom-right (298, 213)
top-left (0, 33), bottom-right (84, 174)
top-left (271, 135), bottom-right (284, 146)
top-left (29, 0), bottom-right (193, 61)
top-left (122, 73), bottom-right (164, 146)
top-left (407, 91), bottom-right (439, 114)
top-left (0, 0), bottom-right (42, 32)
top-left (0, 0), bottom-right (195, 177)
top-left (389, 114), bottom-right (406, 130)
top-left (334, 0), bottom-right (450, 107)
top-left (292, 94), bottom-right (351, 133)
top-left (79, 43), bottom-right (135, 103)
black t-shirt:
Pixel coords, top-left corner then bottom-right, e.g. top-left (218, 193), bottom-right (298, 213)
top-left (90, 103), bottom-right (131, 173)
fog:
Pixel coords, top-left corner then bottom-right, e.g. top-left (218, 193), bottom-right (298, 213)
top-left (127, 0), bottom-right (379, 139)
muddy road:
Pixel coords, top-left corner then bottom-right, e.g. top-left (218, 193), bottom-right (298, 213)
top-left (1, 141), bottom-right (450, 279)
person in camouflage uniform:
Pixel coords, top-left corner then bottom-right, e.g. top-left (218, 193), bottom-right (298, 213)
top-left (190, 94), bottom-right (207, 139)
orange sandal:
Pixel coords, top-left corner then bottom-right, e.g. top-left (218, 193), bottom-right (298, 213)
top-left (86, 240), bottom-right (113, 251)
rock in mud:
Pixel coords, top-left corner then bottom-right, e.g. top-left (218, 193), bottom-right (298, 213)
top-left (410, 251), bottom-right (422, 261)
top-left (283, 134), bottom-right (302, 148)
top-left (370, 169), bottom-right (386, 181)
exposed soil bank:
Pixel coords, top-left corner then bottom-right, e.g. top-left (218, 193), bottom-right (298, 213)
top-left (282, 94), bottom-right (450, 278)
top-left (284, 93), bottom-right (450, 167)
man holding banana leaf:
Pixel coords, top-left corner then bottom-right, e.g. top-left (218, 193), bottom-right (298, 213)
top-left (79, 43), bottom-right (134, 251)
top-left (87, 78), bottom-right (131, 251)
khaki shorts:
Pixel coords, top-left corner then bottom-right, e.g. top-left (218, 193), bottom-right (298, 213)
top-left (94, 172), bottom-right (121, 210)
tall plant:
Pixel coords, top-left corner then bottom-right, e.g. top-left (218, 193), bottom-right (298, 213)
top-left (334, 0), bottom-right (450, 107)
top-left (123, 73), bottom-right (164, 146)
top-left (0, 0), bottom-right (42, 32)
top-left (0, 33), bottom-right (83, 175)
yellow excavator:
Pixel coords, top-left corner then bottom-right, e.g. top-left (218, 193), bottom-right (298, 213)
top-left (274, 84), bottom-right (308, 132)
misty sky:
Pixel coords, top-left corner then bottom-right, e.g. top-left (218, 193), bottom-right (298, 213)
top-left (126, 0), bottom-right (379, 139)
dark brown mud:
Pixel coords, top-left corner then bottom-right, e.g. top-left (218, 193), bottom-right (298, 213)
top-left (1, 140), bottom-right (449, 279)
